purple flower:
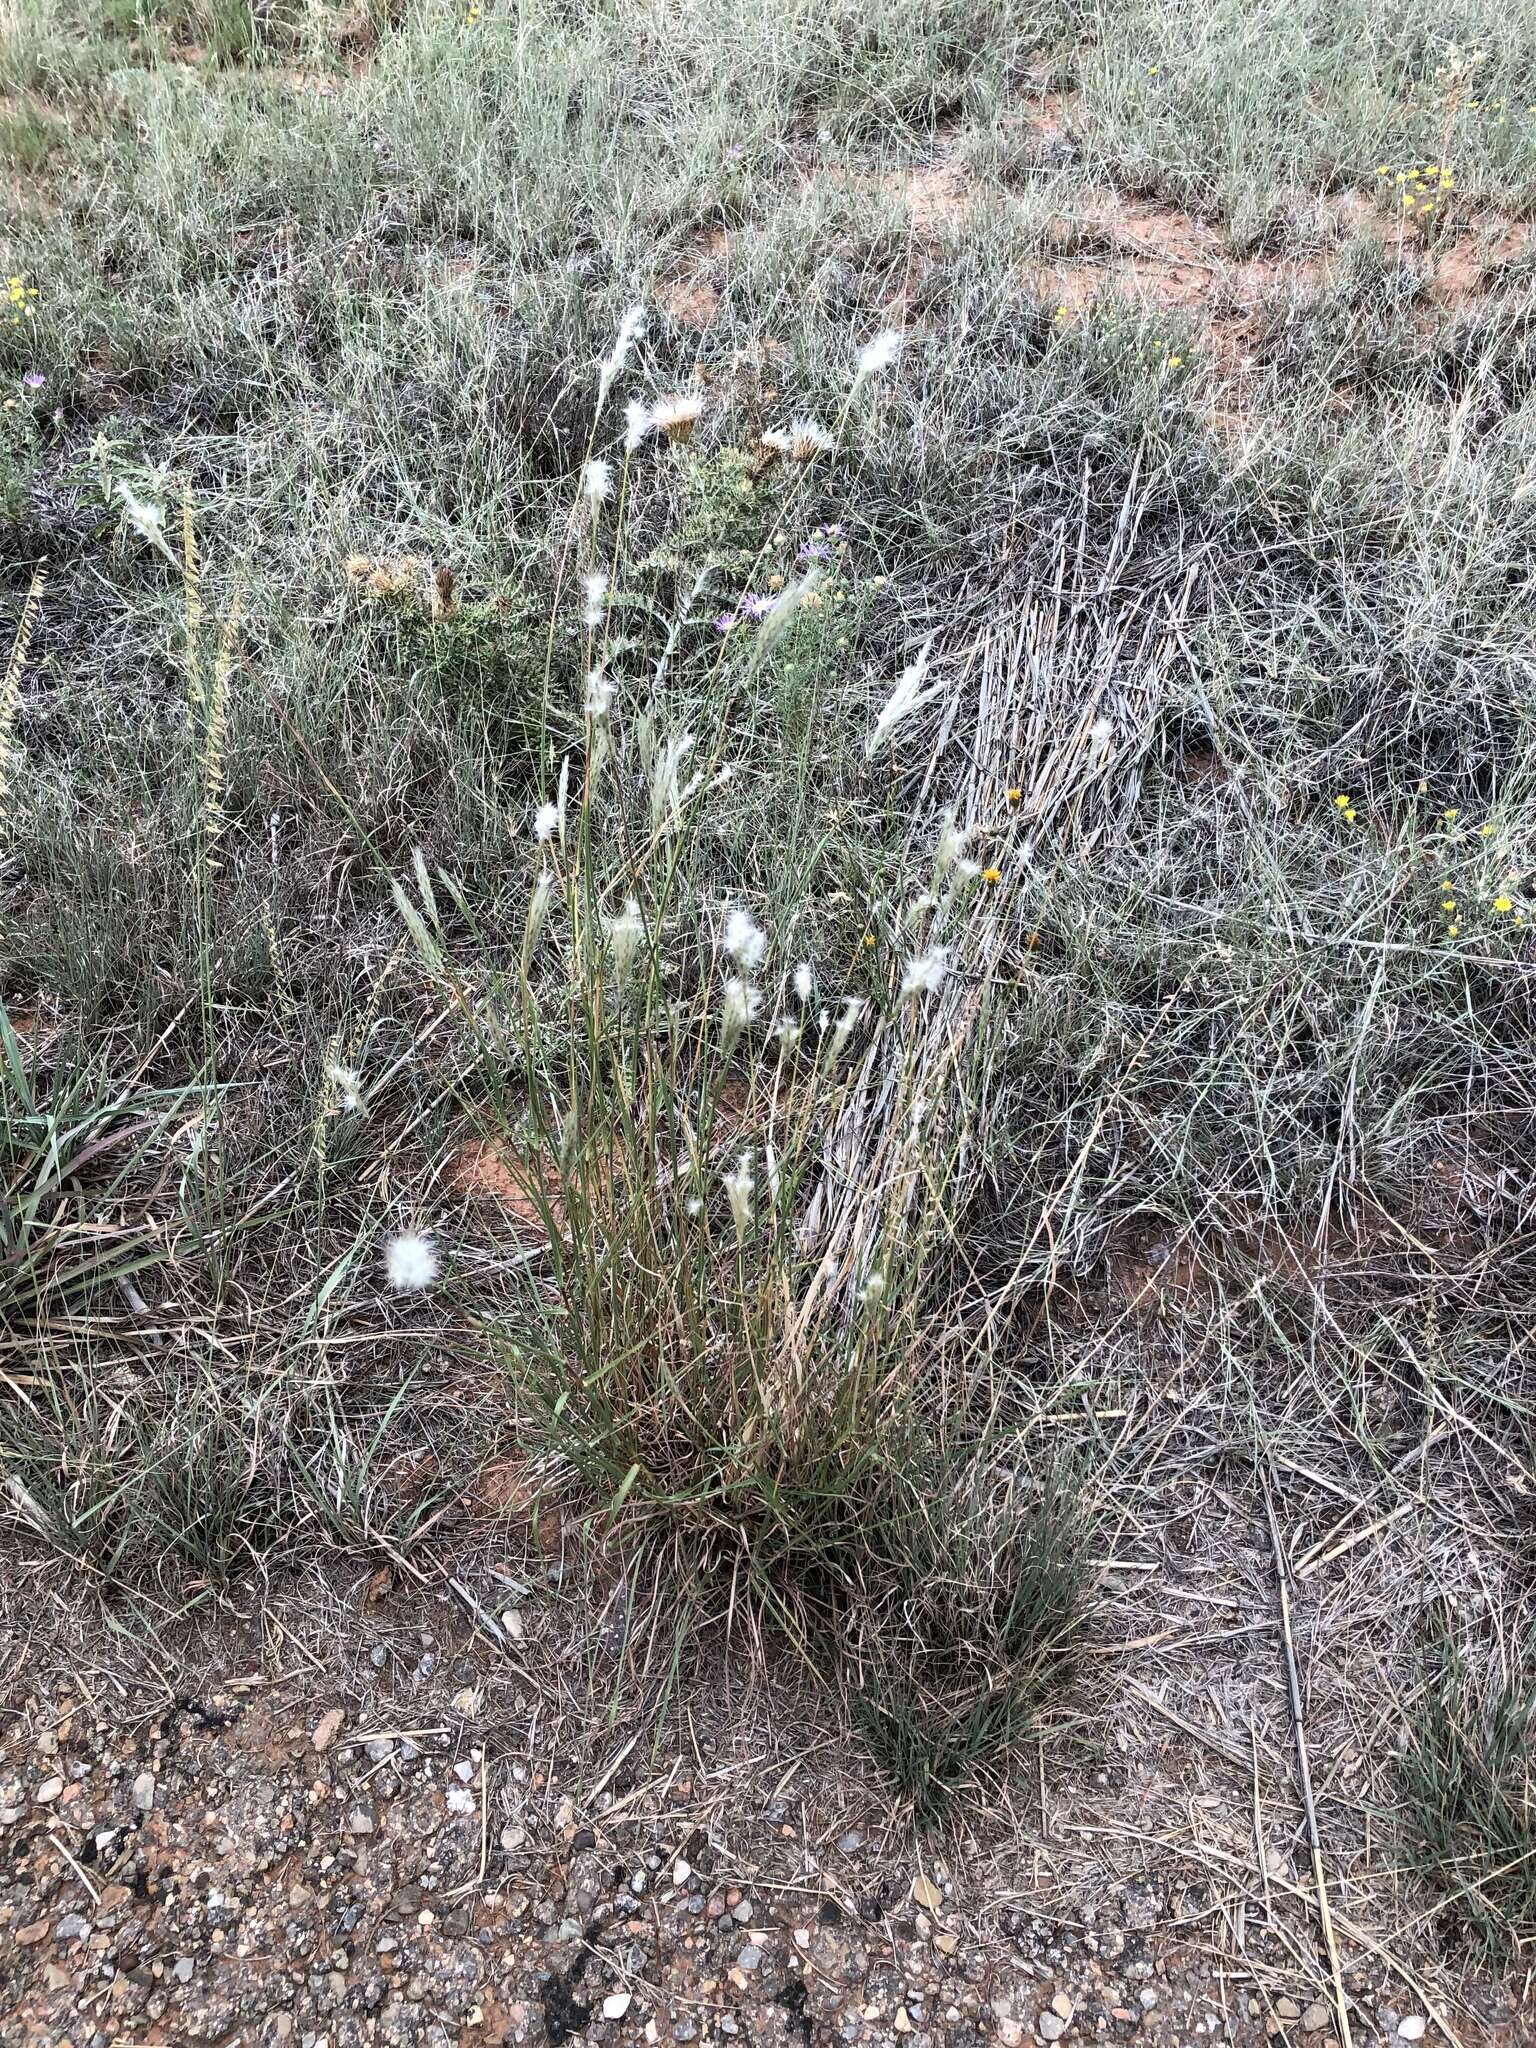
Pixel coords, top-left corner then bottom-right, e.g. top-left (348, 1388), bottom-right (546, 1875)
top-left (727, 144), bottom-right (745, 160)
top-left (741, 593), bottom-right (774, 619)
top-left (715, 611), bottom-right (738, 633)
top-left (798, 538), bottom-right (829, 562)
top-left (21, 372), bottom-right (44, 390)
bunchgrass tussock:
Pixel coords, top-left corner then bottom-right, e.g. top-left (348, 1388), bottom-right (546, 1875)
top-left (1400, 1628), bottom-right (1536, 1966)
top-left (383, 338), bottom-right (1091, 1803)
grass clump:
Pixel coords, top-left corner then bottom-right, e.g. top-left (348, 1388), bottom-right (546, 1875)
top-left (1401, 1630), bottom-right (1536, 1966)
top-left (386, 327), bottom-right (1090, 1809)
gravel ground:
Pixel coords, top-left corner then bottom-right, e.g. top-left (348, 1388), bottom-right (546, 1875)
top-left (0, 1565), bottom-right (1523, 2048)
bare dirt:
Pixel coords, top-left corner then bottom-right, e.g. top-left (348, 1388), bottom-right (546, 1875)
top-left (1, 1393), bottom-right (1526, 2048)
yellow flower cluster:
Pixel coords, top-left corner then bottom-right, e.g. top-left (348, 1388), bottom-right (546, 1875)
top-left (1431, 801), bottom-right (1525, 937)
top-left (1376, 163), bottom-right (1454, 218)
top-left (7, 275), bottom-right (38, 327)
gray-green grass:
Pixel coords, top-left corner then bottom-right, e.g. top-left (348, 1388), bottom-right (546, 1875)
top-left (2, 0), bottom-right (1535, 1877)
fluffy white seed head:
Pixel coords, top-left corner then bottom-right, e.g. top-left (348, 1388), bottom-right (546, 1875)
top-left (624, 398), bottom-right (651, 452)
top-left (598, 303), bottom-right (647, 399)
top-left (853, 328), bottom-right (902, 386)
top-left (723, 1151), bottom-right (754, 1238)
top-left (828, 995), bottom-right (865, 1059)
top-left (385, 1232), bottom-right (439, 1292)
top-left (533, 801), bottom-right (561, 842)
top-left (722, 906), bottom-right (768, 972)
top-left (788, 417), bottom-right (834, 461)
top-left (866, 636), bottom-right (939, 758)
top-left (793, 961), bottom-right (813, 1002)
top-left (583, 571), bottom-right (609, 628)
top-left (325, 1063), bottom-right (364, 1114)
top-left (722, 976), bottom-right (762, 1041)
top-left (650, 392), bottom-right (704, 442)
top-left (935, 812), bottom-right (971, 873)
top-left (585, 668), bottom-right (614, 718)
top-left (608, 897), bottom-right (645, 981)
top-left (650, 733), bottom-right (698, 836)
top-left (900, 947), bottom-right (949, 998)
top-left (581, 457), bottom-right (613, 504)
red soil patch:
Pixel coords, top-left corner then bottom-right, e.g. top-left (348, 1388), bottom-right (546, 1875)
top-left (1025, 191), bottom-right (1536, 432)
top-left (657, 226), bottom-right (730, 330)
top-left (445, 1137), bottom-right (562, 1241)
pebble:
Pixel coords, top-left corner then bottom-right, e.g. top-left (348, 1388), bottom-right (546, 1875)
top-left (55, 1913), bottom-right (91, 1941)
top-left (1397, 2024), bottom-right (1427, 2042)
top-left (346, 1802), bottom-right (375, 1835)
top-left (132, 1771), bottom-right (156, 1813)
top-left (173, 1957), bottom-right (195, 1983)
top-left (1301, 2002), bottom-right (1330, 2032)
top-left (1038, 2015), bottom-right (1067, 2042)
top-left (1051, 1994), bottom-right (1074, 2022)
top-left (35, 1777), bottom-right (64, 1804)
top-left (737, 1945), bottom-right (762, 1971)
top-left (311, 1709), bottom-right (345, 1753)
top-left (602, 1991), bottom-right (632, 2020)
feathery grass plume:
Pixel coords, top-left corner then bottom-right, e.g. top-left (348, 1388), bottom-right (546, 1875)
top-left (524, 866), bottom-right (554, 957)
top-left (597, 302), bottom-right (646, 405)
top-left (650, 392), bottom-right (704, 444)
top-left (650, 732), bottom-right (698, 836)
top-left (624, 399), bottom-right (651, 452)
top-left (532, 800), bottom-right (560, 843)
top-left (722, 975), bottom-right (762, 1046)
top-left (1088, 714), bottom-right (1114, 753)
top-left (324, 1062), bottom-right (364, 1113)
top-left (723, 906), bottom-right (768, 972)
top-left (900, 946), bottom-right (949, 998)
top-left (852, 328), bottom-right (902, 390)
top-left (582, 571), bottom-right (609, 629)
top-left (757, 565), bottom-right (821, 654)
top-left (384, 1233), bottom-right (439, 1291)
top-left (935, 812), bottom-right (971, 874)
top-left (722, 1151), bottom-right (754, 1239)
top-left (0, 565), bottom-right (45, 811)
top-left (584, 668), bottom-right (614, 718)
top-left (581, 457), bottom-right (613, 507)
top-left (793, 961), bottom-right (813, 1002)
top-left (608, 897), bottom-right (645, 981)
top-left (827, 994), bottom-right (865, 1059)
top-left (866, 635), bottom-right (939, 757)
